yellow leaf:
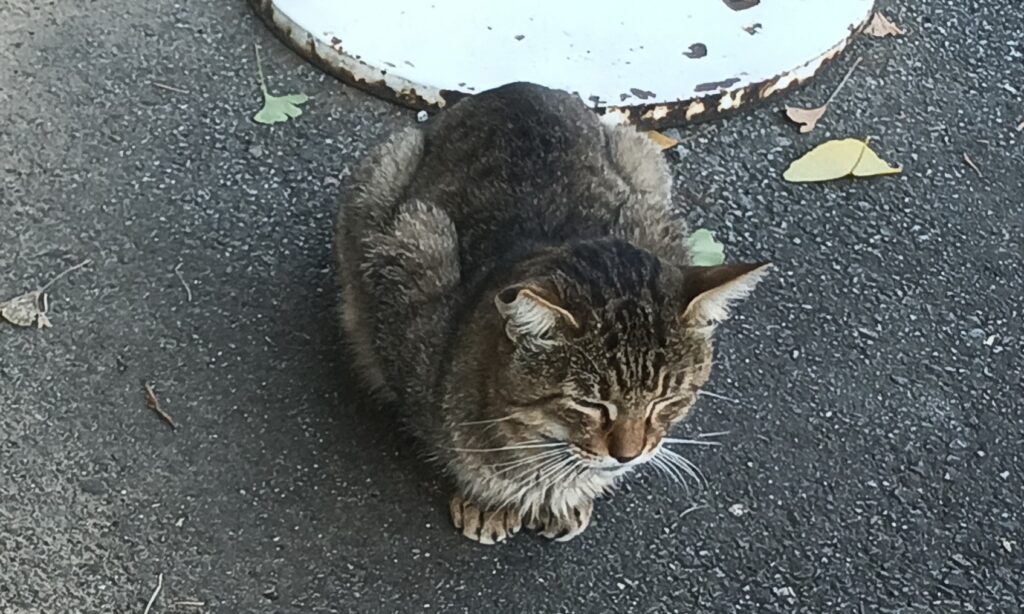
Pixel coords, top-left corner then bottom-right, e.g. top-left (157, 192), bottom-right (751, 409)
top-left (783, 139), bottom-right (864, 182)
top-left (852, 145), bottom-right (902, 177)
top-left (783, 138), bottom-right (901, 183)
top-left (863, 12), bottom-right (905, 37)
top-left (646, 130), bottom-right (680, 150)
top-left (785, 105), bottom-right (828, 133)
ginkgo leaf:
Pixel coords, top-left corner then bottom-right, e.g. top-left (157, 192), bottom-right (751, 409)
top-left (647, 130), bottom-right (680, 150)
top-left (863, 12), bottom-right (905, 37)
top-left (252, 43), bottom-right (309, 125)
top-left (255, 93), bottom-right (309, 125)
top-left (785, 105), bottom-right (828, 133)
top-left (687, 229), bottom-right (726, 266)
top-left (783, 138), bottom-right (901, 183)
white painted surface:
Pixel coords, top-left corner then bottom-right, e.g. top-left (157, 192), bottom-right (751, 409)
top-left (270, 0), bottom-right (872, 110)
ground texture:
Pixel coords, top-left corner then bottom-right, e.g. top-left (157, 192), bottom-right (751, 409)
top-left (1, 0), bottom-right (1022, 612)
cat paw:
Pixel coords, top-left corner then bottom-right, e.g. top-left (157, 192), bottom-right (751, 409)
top-left (449, 494), bottom-right (522, 545)
top-left (527, 500), bottom-right (594, 542)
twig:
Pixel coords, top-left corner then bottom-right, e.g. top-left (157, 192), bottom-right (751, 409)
top-left (963, 153), bottom-right (983, 177)
top-left (173, 263), bottom-right (193, 303)
top-left (38, 259), bottom-right (92, 293)
top-left (824, 56), bottom-right (864, 105)
top-left (253, 43), bottom-right (269, 96)
top-left (143, 573), bottom-right (163, 614)
top-left (679, 504), bottom-right (707, 519)
top-left (143, 382), bottom-right (177, 430)
top-left (151, 81), bottom-right (191, 95)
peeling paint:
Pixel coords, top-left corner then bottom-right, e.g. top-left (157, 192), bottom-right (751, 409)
top-left (723, 0), bottom-right (760, 10)
top-left (684, 43), bottom-right (708, 59)
top-left (685, 100), bottom-right (706, 120)
top-left (695, 77), bottom-right (741, 93)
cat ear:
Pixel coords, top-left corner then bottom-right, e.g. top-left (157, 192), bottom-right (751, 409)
top-left (495, 285), bottom-right (579, 345)
top-left (680, 263), bottom-right (772, 326)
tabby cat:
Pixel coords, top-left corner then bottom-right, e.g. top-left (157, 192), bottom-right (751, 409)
top-left (334, 82), bottom-right (769, 544)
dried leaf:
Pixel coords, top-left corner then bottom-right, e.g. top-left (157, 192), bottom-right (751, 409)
top-left (863, 12), bottom-right (905, 37)
top-left (785, 105), bottom-right (828, 133)
top-left (647, 130), bottom-right (680, 150)
top-left (1, 259), bottom-right (91, 330)
top-left (687, 229), bottom-right (726, 266)
top-left (783, 138), bottom-right (902, 183)
top-left (0, 291), bottom-right (47, 328)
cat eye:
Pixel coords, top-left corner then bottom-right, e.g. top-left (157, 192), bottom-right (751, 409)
top-left (566, 398), bottom-right (618, 424)
top-left (645, 396), bottom-right (689, 419)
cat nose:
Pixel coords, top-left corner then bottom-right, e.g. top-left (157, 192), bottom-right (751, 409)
top-left (611, 452), bottom-right (640, 464)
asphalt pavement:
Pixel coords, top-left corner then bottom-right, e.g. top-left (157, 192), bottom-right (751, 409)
top-left (1, 0), bottom-right (1022, 612)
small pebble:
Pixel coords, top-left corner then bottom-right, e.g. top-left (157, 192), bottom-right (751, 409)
top-left (943, 571), bottom-right (971, 590)
top-left (416, 110), bottom-right (429, 123)
top-left (248, 144), bottom-right (264, 158)
top-left (80, 478), bottom-right (108, 495)
top-left (728, 503), bottom-right (749, 517)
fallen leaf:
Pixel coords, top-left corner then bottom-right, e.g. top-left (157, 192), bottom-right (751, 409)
top-left (863, 12), bottom-right (905, 37)
top-left (783, 58), bottom-right (862, 134)
top-left (1, 259), bottom-right (91, 330)
top-left (687, 229), bottom-right (726, 266)
top-left (255, 93), bottom-right (309, 125)
top-left (253, 44), bottom-right (308, 125)
top-left (785, 105), bottom-right (828, 133)
top-left (0, 291), bottom-right (48, 328)
top-left (647, 130), bottom-right (680, 151)
top-left (783, 138), bottom-right (902, 183)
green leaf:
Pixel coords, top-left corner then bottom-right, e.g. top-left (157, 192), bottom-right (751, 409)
top-left (252, 43), bottom-right (308, 125)
top-left (687, 229), bottom-right (726, 266)
top-left (254, 93), bottom-right (309, 125)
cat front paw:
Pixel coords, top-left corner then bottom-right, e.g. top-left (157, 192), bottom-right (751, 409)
top-left (449, 494), bottom-right (522, 545)
top-left (527, 500), bottom-right (594, 542)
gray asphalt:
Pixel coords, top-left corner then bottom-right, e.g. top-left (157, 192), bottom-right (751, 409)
top-left (1, 0), bottom-right (1022, 612)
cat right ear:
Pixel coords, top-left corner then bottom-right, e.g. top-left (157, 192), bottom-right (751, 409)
top-left (495, 285), bottom-right (579, 346)
top-left (680, 263), bottom-right (772, 327)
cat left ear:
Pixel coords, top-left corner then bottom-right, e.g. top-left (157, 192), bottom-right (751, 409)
top-left (680, 263), bottom-right (772, 326)
top-left (495, 285), bottom-right (579, 346)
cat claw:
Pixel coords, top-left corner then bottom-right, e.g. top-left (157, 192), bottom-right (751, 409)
top-left (449, 494), bottom-right (521, 545)
top-left (527, 500), bottom-right (594, 542)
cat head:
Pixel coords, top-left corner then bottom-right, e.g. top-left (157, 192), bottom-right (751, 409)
top-left (489, 239), bottom-right (769, 473)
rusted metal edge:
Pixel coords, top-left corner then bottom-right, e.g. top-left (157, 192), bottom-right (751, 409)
top-left (249, 0), bottom-right (873, 129)
top-left (599, 14), bottom-right (874, 130)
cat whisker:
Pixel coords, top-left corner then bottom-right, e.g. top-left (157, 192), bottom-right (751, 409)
top-left (449, 441), bottom-right (565, 453)
top-left (495, 456), bottom-right (575, 510)
top-left (486, 449), bottom-right (568, 475)
top-left (698, 390), bottom-right (740, 404)
top-left (660, 448), bottom-right (707, 487)
top-left (454, 414), bottom-right (518, 427)
top-left (545, 457), bottom-right (584, 490)
top-left (651, 453), bottom-right (690, 491)
top-left (696, 430), bottom-right (731, 439)
top-left (662, 437), bottom-right (722, 447)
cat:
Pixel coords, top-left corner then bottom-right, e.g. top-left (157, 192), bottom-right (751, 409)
top-left (334, 82), bottom-right (769, 544)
